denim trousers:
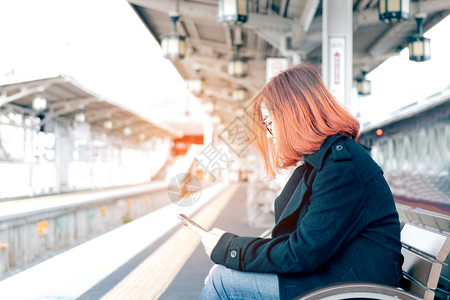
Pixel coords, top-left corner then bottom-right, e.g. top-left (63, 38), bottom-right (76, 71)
top-left (198, 265), bottom-right (280, 300)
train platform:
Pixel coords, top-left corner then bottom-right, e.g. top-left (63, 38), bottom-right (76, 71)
top-left (0, 182), bottom-right (267, 300)
top-left (0, 179), bottom-right (448, 300)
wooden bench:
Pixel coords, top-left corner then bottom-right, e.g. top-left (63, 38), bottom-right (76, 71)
top-left (396, 203), bottom-right (450, 233)
top-left (298, 222), bottom-right (450, 300)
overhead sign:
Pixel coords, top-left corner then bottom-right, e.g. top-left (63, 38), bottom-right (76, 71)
top-left (329, 36), bottom-right (346, 102)
top-left (266, 57), bottom-right (289, 82)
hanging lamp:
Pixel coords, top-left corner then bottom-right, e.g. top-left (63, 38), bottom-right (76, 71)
top-left (378, 0), bottom-right (411, 23)
top-left (407, 13), bottom-right (430, 62)
top-left (218, 0), bottom-right (248, 25)
top-left (356, 71), bottom-right (371, 96)
top-left (160, 13), bottom-right (186, 60)
top-left (228, 44), bottom-right (248, 78)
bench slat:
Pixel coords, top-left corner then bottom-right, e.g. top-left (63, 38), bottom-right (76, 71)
top-left (401, 223), bottom-right (450, 261)
top-left (402, 247), bottom-right (443, 289)
top-left (402, 277), bottom-right (436, 300)
top-left (396, 204), bottom-right (418, 224)
top-left (413, 208), bottom-right (450, 233)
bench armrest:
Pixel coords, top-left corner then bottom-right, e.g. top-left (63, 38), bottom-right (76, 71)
top-left (297, 283), bottom-right (423, 300)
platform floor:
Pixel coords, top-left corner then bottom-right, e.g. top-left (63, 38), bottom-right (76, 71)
top-left (77, 183), bottom-right (266, 300)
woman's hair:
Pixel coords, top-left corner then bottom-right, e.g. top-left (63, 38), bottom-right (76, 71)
top-left (246, 63), bottom-right (360, 178)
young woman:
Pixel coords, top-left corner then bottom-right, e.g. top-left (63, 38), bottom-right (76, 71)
top-left (199, 63), bottom-right (403, 300)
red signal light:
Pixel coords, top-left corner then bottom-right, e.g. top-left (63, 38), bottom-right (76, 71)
top-left (376, 129), bottom-right (383, 136)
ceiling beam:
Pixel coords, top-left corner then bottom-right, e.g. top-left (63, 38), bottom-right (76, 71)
top-left (245, 12), bottom-right (292, 31)
top-left (189, 57), bottom-right (260, 94)
top-left (304, 1), bottom-right (450, 32)
top-left (224, 26), bottom-right (233, 49)
top-left (369, 22), bottom-right (410, 56)
top-left (129, 0), bottom-right (294, 32)
top-left (279, 0), bottom-right (288, 17)
top-left (291, 0), bottom-right (320, 48)
top-left (356, 0), bottom-right (373, 11)
top-left (0, 87), bottom-right (41, 107)
top-left (353, 51), bottom-right (398, 67)
top-left (183, 18), bottom-right (200, 39)
top-left (129, 0), bottom-right (216, 20)
top-left (87, 107), bottom-right (122, 123)
top-left (254, 28), bottom-right (283, 50)
top-left (185, 38), bottom-right (256, 57)
top-left (41, 97), bottom-right (99, 125)
top-left (49, 96), bottom-right (98, 110)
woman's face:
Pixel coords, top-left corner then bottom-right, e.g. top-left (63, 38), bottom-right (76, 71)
top-left (261, 104), bottom-right (276, 143)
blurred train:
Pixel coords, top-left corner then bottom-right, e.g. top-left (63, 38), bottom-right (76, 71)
top-left (359, 89), bottom-right (450, 214)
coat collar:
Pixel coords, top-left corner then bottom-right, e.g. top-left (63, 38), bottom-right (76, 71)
top-left (303, 134), bottom-right (344, 170)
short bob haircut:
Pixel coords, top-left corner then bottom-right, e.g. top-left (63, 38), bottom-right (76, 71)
top-left (246, 63), bottom-right (360, 178)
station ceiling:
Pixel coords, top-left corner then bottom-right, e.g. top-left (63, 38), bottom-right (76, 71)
top-left (128, 0), bottom-right (450, 124)
top-left (0, 75), bottom-right (181, 139)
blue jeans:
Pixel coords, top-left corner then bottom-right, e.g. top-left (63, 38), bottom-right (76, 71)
top-left (199, 265), bottom-right (280, 300)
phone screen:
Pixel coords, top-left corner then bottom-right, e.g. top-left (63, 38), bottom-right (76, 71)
top-left (177, 214), bottom-right (208, 236)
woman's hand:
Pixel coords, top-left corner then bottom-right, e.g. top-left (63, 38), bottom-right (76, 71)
top-left (201, 228), bottom-right (225, 258)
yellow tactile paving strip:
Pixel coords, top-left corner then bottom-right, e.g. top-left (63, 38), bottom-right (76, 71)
top-left (101, 183), bottom-right (239, 300)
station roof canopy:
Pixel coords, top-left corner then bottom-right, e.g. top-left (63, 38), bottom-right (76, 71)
top-left (128, 0), bottom-right (450, 123)
top-left (0, 75), bottom-right (181, 139)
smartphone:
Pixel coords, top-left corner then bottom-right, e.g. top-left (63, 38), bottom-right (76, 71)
top-left (177, 214), bottom-right (208, 236)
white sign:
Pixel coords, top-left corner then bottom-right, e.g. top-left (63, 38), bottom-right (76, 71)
top-left (329, 36), bottom-right (346, 102)
top-left (266, 57), bottom-right (289, 82)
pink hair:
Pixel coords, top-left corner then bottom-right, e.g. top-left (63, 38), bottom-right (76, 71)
top-left (246, 63), bottom-right (360, 178)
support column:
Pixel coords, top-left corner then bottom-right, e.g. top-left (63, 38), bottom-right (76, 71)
top-left (322, 0), bottom-right (353, 110)
top-left (55, 128), bottom-right (72, 193)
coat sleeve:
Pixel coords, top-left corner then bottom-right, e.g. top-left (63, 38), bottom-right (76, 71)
top-left (210, 160), bottom-right (368, 274)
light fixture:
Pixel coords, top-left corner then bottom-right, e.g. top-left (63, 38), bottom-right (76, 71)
top-left (218, 0), bottom-right (249, 25)
top-left (228, 44), bottom-right (248, 78)
top-left (32, 87), bottom-right (47, 111)
top-left (103, 119), bottom-right (113, 130)
top-left (378, 0), bottom-right (411, 23)
top-left (188, 69), bottom-right (205, 95)
top-left (203, 101), bottom-right (215, 114)
top-left (356, 71), bottom-right (371, 96)
top-left (160, 13), bottom-right (186, 60)
top-left (407, 13), bottom-right (430, 62)
top-left (123, 127), bottom-right (132, 136)
top-left (236, 107), bottom-right (245, 118)
top-left (232, 86), bottom-right (248, 101)
top-left (212, 115), bottom-right (222, 124)
top-left (74, 110), bottom-right (86, 123)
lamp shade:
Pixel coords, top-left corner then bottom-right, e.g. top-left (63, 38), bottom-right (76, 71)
top-left (188, 76), bottom-right (205, 95)
top-left (203, 101), bottom-right (215, 113)
top-left (228, 57), bottom-right (248, 78)
top-left (407, 15), bottom-right (430, 62)
top-left (218, 0), bottom-right (248, 25)
top-left (32, 92), bottom-right (47, 111)
top-left (161, 33), bottom-right (186, 60)
top-left (212, 115), bottom-right (222, 124)
top-left (379, 0), bottom-right (411, 23)
top-left (123, 127), bottom-right (132, 136)
top-left (232, 87), bottom-right (248, 101)
top-left (356, 78), bottom-right (371, 95)
top-left (408, 36), bottom-right (430, 62)
top-left (103, 119), bottom-right (113, 130)
top-left (236, 107), bottom-right (245, 118)
top-left (74, 110), bottom-right (86, 123)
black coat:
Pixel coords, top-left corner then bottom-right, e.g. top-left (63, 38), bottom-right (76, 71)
top-left (211, 134), bottom-right (404, 300)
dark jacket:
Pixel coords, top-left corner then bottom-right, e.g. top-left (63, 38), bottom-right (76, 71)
top-left (211, 134), bottom-right (404, 300)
